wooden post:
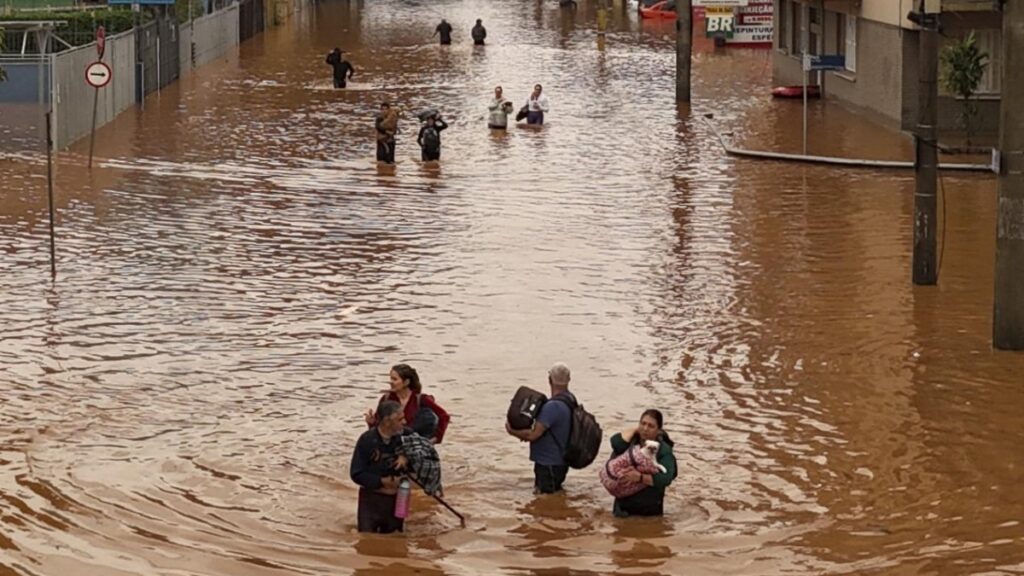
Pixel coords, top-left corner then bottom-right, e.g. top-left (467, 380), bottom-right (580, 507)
top-left (913, 25), bottom-right (938, 285)
top-left (994, 1), bottom-right (1024, 349)
top-left (676, 0), bottom-right (692, 102)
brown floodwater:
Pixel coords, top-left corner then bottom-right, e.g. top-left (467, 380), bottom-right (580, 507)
top-left (1, 1), bottom-right (1022, 574)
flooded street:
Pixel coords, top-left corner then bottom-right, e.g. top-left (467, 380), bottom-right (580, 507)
top-left (2, 0), bottom-right (1023, 574)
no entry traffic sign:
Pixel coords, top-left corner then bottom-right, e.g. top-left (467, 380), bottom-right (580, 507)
top-left (85, 61), bottom-right (112, 88)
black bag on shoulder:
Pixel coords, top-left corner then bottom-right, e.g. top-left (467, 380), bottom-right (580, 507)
top-left (550, 395), bottom-right (602, 469)
top-left (516, 104), bottom-right (529, 122)
top-left (507, 386), bottom-right (547, 430)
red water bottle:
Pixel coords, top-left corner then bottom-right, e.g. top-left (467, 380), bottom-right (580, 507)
top-left (394, 478), bottom-right (411, 519)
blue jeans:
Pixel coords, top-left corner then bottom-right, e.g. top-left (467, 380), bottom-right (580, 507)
top-left (527, 111), bottom-right (544, 125)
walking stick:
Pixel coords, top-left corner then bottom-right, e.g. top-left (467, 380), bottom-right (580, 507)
top-left (405, 474), bottom-right (466, 527)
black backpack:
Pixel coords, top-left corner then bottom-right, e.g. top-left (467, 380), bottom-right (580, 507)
top-left (550, 395), bottom-right (602, 469)
top-left (422, 125), bottom-right (440, 149)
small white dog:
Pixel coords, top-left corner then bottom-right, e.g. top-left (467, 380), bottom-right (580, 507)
top-left (599, 439), bottom-right (666, 498)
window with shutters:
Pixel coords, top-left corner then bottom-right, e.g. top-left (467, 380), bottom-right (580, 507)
top-left (779, 0), bottom-right (789, 52)
top-left (790, 1), bottom-right (801, 55)
top-left (974, 28), bottom-right (1001, 95)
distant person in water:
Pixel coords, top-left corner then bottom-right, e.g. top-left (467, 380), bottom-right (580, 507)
top-left (471, 19), bottom-right (487, 45)
top-left (525, 84), bottom-right (549, 125)
top-left (434, 19), bottom-right (454, 45)
top-left (417, 112), bottom-right (449, 162)
top-left (325, 47), bottom-right (355, 89)
top-left (375, 102), bottom-right (398, 164)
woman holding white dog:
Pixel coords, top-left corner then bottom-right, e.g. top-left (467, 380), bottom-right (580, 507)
top-left (608, 409), bottom-right (677, 517)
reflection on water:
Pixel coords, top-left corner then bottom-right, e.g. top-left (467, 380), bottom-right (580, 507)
top-left (1, 0), bottom-right (1022, 574)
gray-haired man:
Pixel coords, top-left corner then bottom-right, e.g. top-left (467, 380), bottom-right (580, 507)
top-left (506, 363), bottom-right (577, 493)
top-left (351, 400), bottom-right (408, 532)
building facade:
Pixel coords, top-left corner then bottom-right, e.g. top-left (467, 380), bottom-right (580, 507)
top-left (772, 0), bottom-right (1004, 135)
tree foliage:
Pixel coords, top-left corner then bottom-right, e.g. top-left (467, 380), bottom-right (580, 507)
top-left (940, 31), bottom-right (989, 145)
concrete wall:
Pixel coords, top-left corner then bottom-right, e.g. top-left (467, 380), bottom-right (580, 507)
top-left (179, 21), bottom-right (194, 72)
top-left (820, 16), bottom-right (904, 126)
top-left (52, 29), bottom-right (135, 149)
top-left (858, 0), bottom-right (915, 29)
top-left (190, 4), bottom-right (239, 70)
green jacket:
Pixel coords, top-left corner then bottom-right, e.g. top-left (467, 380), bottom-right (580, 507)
top-left (609, 432), bottom-right (677, 515)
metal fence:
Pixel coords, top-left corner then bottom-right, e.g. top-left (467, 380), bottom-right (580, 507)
top-left (2, 2), bottom-right (246, 149)
top-left (238, 0), bottom-right (264, 43)
top-left (52, 28), bottom-right (134, 148)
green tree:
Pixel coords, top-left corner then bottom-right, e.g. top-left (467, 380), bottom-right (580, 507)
top-left (940, 31), bottom-right (989, 146)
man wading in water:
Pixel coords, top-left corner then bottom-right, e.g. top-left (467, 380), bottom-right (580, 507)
top-left (350, 400), bottom-right (409, 533)
top-left (375, 102), bottom-right (399, 164)
top-left (434, 19), bottom-right (454, 45)
top-left (417, 112), bottom-right (449, 162)
top-left (325, 47), bottom-right (355, 89)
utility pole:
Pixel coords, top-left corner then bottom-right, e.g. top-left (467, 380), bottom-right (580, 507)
top-left (676, 0), bottom-right (692, 102)
top-left (912, 3), bottom-right (939, 285)
top-left (994, 0), bottom-right (1024, 350)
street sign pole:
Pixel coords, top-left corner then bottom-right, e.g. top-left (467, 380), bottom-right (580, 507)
top-left (45, 112), bottom-right (56, 279)
top-left (88, 88), bottom-right (100, 168)
top-left (801, 54), bottom-right (845, 156)
top-left (88, 26), bottom-right (106, 169)
top-left (802, 53), bottom-right (809, 155)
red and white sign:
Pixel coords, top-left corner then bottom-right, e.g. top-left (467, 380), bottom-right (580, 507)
top-left (727, 0), bottom-right (773, 46)
top-left (96, 25), bottom-right (106, 59)
top-left (85, 61), bottom-right (112, 88)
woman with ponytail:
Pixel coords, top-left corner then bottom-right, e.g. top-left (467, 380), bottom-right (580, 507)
top-left (364, 364), bottom-right (450, 444)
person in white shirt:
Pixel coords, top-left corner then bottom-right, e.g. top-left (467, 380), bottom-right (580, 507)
top-left (488, 86), bottom-right (513, 129)
top-left (526, 84), bottom-right (549, 125)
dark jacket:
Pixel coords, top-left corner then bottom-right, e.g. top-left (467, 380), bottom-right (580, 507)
top-left (350, 428), bottom-right (404, 491)
top-left (471, 24), bottom-right (486, 43)
top-left (609, 431), bottom-right (677, 516)
top-left (325, 51), bottom-right (355, 79)
top-left (417, 119), bottom-right (449, 152)
top-left (435, 21), bottom-right (453, 43)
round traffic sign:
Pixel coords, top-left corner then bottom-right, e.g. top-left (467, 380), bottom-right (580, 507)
top-left (85, 61), bottom-right (112, 88)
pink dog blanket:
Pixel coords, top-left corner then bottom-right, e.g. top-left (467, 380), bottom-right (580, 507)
top-left (599, 443), bottom-right (663, 499)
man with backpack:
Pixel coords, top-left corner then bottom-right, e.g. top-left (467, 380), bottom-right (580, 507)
top-left (417, 113), bottom-right (448, 162)
top-left (506, 363), bottom-right (602, 494)
top-left (471, 19), bottom-right (487, 45)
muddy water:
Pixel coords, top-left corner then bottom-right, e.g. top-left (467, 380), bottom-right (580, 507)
top-left (1, 1), bottom-right (1023, 574)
